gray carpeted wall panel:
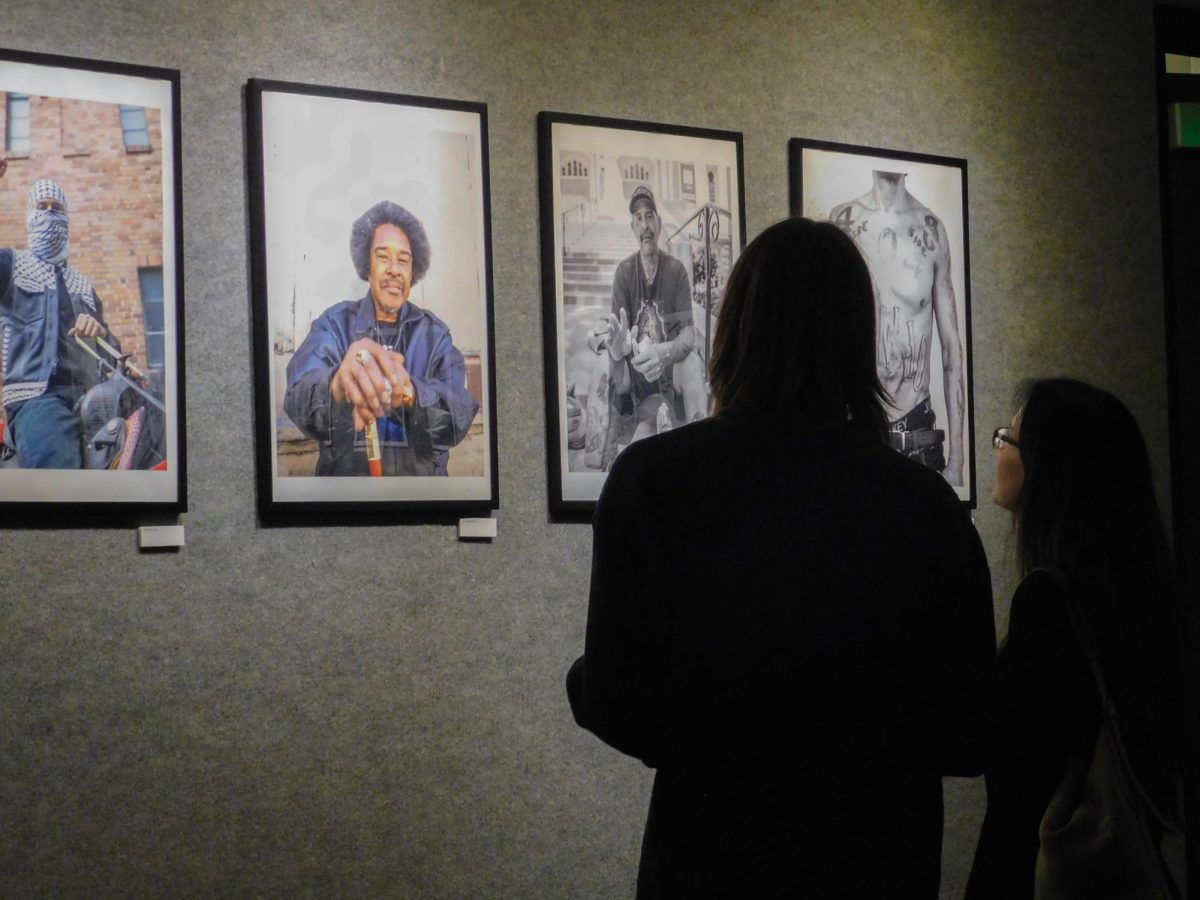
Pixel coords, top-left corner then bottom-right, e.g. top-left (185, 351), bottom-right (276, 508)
top-left (0, 1), bottom-right (1169, 897)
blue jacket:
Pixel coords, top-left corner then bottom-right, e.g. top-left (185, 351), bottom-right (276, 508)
top-left (0, 248), bottom-right (107, 411)
top-left (284, 293), bottom-right (479, 476)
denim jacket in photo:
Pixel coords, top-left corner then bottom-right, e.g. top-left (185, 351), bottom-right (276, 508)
top-left (0, 248), bottom-right (107, 411)
top-left (284, 293), bottom-right (479, 476)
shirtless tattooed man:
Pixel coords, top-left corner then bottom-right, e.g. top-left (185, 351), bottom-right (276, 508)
top-left (830, 171), bottom-right (965, 486)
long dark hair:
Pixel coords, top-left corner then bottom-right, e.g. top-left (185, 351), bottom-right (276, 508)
top-left (1014, 377), bottom-right (1182, 812)
top-left (708, 217), bottom-right (888, 440)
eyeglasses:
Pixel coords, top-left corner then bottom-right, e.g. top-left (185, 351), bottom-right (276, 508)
top-left (992, 426), bottom-right (1021, 450)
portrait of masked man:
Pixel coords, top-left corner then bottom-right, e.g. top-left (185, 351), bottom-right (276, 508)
top-left (0, 164), bottom-right (115, 469)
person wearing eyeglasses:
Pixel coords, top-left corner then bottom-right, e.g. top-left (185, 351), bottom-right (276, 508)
top-left (965, 379), bottom-right (1184, 898)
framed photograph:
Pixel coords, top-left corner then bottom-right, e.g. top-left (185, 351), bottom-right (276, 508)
top-left (0, 49), bottom-right (185, 514)
top-left (247, 79), bottom-right (498, 516)
top-left (789, 138), bottom-right (976, 506)
top-left (539, 112), bottom-right (745, 517)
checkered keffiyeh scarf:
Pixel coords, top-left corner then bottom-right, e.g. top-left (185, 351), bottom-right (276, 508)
top-left (26, 179), bottom-right (70, 265)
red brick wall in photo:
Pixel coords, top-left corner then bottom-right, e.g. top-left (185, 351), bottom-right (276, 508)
top-left (0, 92), bottom-right (165, 378)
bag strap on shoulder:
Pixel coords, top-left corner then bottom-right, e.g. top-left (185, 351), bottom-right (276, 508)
top-left (1029, 567), bottom-right (1184, 836)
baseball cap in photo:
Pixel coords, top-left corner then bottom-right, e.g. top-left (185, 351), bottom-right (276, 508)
top-left (628, 185), bottom-right (657, 214)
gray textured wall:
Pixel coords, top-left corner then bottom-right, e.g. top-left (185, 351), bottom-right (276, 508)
top-left (0, 1), bottom-right (1170, 897)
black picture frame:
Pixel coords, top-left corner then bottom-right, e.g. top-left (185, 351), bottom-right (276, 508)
top-left (0, 48), bottom-right (187, 522)
top-left (789, 138), bottom-right (976, 507)
top-left (538, 111), bottom-right (746, 520)
top-left (246, 78), bottom-right (499, 521)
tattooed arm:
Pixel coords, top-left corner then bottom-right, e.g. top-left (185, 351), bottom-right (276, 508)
top-left (931, 217), bottom-right (965, 487)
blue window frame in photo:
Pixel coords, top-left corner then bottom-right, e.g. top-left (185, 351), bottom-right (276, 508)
top-left (6, 92), bottom-right (30, 154)
top-left (139, 265), bottom-right (164, 369)
top-left (119, 104), bottom-right (150, 150)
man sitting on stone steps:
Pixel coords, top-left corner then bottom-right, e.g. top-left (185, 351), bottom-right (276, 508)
top-left (577, 185), bottom-right (707, 470)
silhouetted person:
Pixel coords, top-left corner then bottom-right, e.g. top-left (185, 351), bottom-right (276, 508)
top-left (966, 379), bottom-right (1184, 898)
top-left (567, 217), bottom-right (995, 899)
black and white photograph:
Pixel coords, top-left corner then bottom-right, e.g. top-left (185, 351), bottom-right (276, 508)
top-left (247, 79), bottom-right (498, 514)
top-left (539, 112), bottom-right (744, 516)
top-left (790, 138), bottom-right (975, 505)
top-left (0, 49), bottom-right (184, 512)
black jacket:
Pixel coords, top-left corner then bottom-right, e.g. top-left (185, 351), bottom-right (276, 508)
top-left (965, 570), bottom-right (1101, 899)
top-left (567, 412), bottom-right (995, 899)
